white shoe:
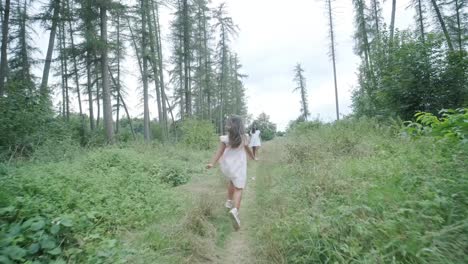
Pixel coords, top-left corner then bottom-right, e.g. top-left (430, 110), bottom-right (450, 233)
top-left (229, 208), bottom-right (241, 230)
top-left (225, 200), bottom-right (233, 209)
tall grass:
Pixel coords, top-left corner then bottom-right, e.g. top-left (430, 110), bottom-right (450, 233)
top-left (0, 143), bottom-right (228, 263)
top-left (253, 118), bottom-right (468, 263)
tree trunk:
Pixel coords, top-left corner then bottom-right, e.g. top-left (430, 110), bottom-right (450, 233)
top-left (67, 0), bottom-right (85, 129)
top-left (219, 29), bottom-right (227, 134)
top-left (141, 0), bottom-right (151, 141)
top-left (40, 0), bottom-right (60, 98)
top-left (95, 58), bottom-right (101, 128)
top-left (109, 69), bottom-right (136, 140)
top-left (86, 51), bottom-right (95, 130)
top-left (183, 0), bottom-right (192, 117)
top-left (151, 0), bottom-right (168, 137)
top-left (454, 0), bottom-right (463, 52)
top-left (0, 0), bottom-right (10, 97)
top-left (389, 0), bottom-right (396, 44)
top-left (430, 0), bottom-right (454, 51)
top-left (417, 0), bottom-right (426, 44)
top-left (202, 7), bottom-right (211, 121)
top-left (59, 15), bottom-right (70, 121)
top-left (116, 13), bottom-right (121, 133)
top-left (371, 0), bottom-right (380, 34)
top-left (146, 7), bottom-right (163, 125)
top-left (100, 5), bottom-right (114, 143)
top-left (327, 0), bottom-right (340, 120)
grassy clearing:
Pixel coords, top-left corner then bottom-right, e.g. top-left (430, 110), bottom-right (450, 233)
top-left (0, 143), bottom-right (231, 263)
top-left (252, 119), bottom-right (468, 263)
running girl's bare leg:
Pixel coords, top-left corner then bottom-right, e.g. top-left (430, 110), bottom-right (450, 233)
top-left (252, 146), bottom-right (256, 158)
top-left (233, 187), bottom-right (243, 210)
top-left (228, 181), bottom-right (235, 200)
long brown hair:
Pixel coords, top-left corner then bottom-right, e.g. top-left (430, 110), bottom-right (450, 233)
top-left (226, 115), bottom-right (245, 148)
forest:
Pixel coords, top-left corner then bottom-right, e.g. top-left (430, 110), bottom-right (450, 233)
top-left (0, 0), bottom-right (467, 263)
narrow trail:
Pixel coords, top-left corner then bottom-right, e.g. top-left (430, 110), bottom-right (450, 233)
top-left (179, 142), bottom-right (280, 263)
top-left (218, 140), bottom-right (282, 264)
top-left (219, 161), bottom-right (257, 264)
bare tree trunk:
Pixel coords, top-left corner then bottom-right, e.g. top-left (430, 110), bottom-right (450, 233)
top-left (100, 5), bottom-right (114, 143)
top-left (417, 0), bottom-right (426, 44)
top-left (0, 0), bottom-right (10, 97)
top-left (109, 69), bottom-right (136, 140)
top-left (389, 0), bottom-right (396, 44)
top-left (430, 0), bottom-right (454, 51)
top-left (95, 59), bottom-right (101, 128)
top-left (59, 16), bottom-right (70, 121)
top-left (146, 7), bottom-right (163, 125)
top-left (141, 0), bottom-right (151, 141)
top-left (202, 8), bottom-right (211, 121)
top-left (86, 51), bottom-right (95, 130)
top-left (60, 27), bottom-right (66, 118)
top-left (40, 0), bottom-right (60, 98)
top-left (183, 0), bottom-right (192, 117)
top-left (455, 0), bottom-right (463, 52)
top-left (152, 0), bottom-right (168, 137)
top-left (116, 13), bottom-right (121, 133)
top-left (219, 28), bottom-right (227, 134)
top-left (371, 0), bottom-right (380, 34)
top-left (67, 0), bottom-right (85, 129)
top-left (327, 0), bottom-right (340, 120)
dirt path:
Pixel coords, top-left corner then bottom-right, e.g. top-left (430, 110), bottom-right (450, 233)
top-left (218, 162), bottom-right (257, 264)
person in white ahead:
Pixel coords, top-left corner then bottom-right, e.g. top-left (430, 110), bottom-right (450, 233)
top-left (249, 125), bottom-right (261, 159)
top-left (206, 116), bottom-right (256, 230)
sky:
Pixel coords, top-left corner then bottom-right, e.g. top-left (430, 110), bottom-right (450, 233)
top-left (32, 0), bottom-right (416, 131)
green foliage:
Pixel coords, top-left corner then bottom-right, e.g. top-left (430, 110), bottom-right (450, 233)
top-left (286, 119), bottom-right (323, 136)
top-left (251, 113), bottom-right (277, 141)
top-left (179, 119), bottom-right (217, 150)
top-left (253, 118), bottom-right (468, 263)
top-left (0, 144), bottom-right (205, 262)
top-left (352, 28), bottom-right (468, 120)
top-left (158, 160), bottom-right (190, 187)
top-left (403, 108), bottom-right (468, 142)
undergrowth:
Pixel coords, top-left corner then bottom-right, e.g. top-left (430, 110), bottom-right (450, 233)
top-left (0, 143), bottom-right (223, 263)
top-left (253, 117), bottom-right (468, 263)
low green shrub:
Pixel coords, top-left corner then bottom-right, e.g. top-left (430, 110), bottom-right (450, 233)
top-left (179, 119), bottom-right (217, 150)
top-left (403, 108), bottom-right (468, 143)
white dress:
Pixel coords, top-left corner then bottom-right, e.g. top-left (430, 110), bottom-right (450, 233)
top-left (219, 135), bottom-right (248, 189)
top-left (249, 130), bottom-right (261, 147)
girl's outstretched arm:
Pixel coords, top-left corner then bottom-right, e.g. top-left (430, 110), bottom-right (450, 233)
top-left (207, 142), bottom-right (226, 169)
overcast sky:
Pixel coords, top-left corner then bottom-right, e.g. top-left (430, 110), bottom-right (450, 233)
top-left (33, 0), bottom-right (416, 131)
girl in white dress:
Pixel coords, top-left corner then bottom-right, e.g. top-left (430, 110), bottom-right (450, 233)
top-left (206, 116), bottom-right (256, 230)
top-left (249, 126), bottom-right (261, 158)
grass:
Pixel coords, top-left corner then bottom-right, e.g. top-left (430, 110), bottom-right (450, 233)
top-left (0, 142), bottom-right (232, 263)
top-left (252, 118), bottom-right (468, 263)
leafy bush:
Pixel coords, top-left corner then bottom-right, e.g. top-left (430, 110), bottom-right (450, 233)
top-left (180, 119), bottom-right (217, 150)
top-left (251, 113), bottom-right (277, 141)
top-left (403, 108), bottom-right (468, 143)
top-left (159, 160), bottom-right (190, 187)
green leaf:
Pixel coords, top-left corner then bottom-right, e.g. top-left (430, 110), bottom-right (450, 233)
top-left (50, 224), bottom-right (60, 235)
top-left (39, 236), bottom-right (56, 250)
top-left (30, 219), bottom-right (46, 231)
top-left (59, 218), bottom-right (73, 227)
top-left (4, 245), bottom-right (27, 260)
top-left (0, 255), bottom-right (13, 264)
top-left (0, 206), bottom-right (16, 216)
top-left (28, 243), bottom-right (40, 254)
top-left (47, 247), bottom-right (62, 256)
